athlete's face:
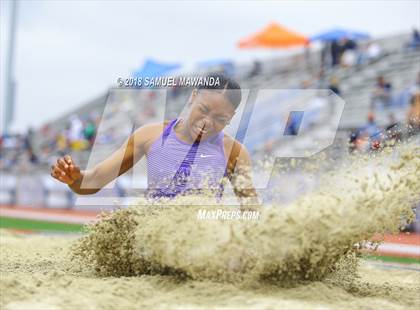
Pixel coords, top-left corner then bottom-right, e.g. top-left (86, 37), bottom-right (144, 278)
top-left (186, 89), bottom-right (235, 141)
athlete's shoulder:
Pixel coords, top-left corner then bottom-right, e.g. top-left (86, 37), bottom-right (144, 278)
top-left (132, 120), bottom-right (172, 146)
top-left (222, 133), bottom-right (252, 176)
top-left (222, 133), bottom-right (250, 164)
top-left (223, 133), bottom-right (246, 153)
top-left (133, 120), bottom-right (171, 134)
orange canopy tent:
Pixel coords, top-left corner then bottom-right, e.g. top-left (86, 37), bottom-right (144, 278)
top-left (238, 22), bottom-right (308, 49)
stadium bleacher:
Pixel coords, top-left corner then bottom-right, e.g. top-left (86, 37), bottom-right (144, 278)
top-left (1, 32), bottom-right (419, 208)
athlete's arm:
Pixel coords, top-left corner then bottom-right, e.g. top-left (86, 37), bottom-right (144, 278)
top-left (227, 141), bottom-right (260, 210)
top-left (51, 123), bottom-right (159, 195)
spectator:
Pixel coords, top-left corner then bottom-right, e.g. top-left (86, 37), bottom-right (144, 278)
top-left (26, 148), bottom-right (39, 164)
top-left (362, 112), bottom-right (382, 137)
top-left (56, 130), bottom-right (69, 156)
top-left (358, 42), bottom-right (382, 65)
top-left (340, 38), bottom-right (358, 67)
top-left (342, 38), bottom-right (357, 51)
top-left (406, 28), bottom-right (420, 50)
top-left (248, 60), bottom-right (262, 78)
top-left (348, 131), bottom-right (359, 153)
top-left (351, 112), bottom-right (383, 152)
top-left (328, 76), bottom-right (341, 96)
top-left (395, 72), bottom-right (420, 107)
top-left (348, 129), bottom-right (371, 153)
top-left (23, 128), bottom-right (38, 164)
top-left (69, 115), bottom-right (82, 139)
top-left (68, 115), bottom-right (87, 151)
top-left (320, 42), bottom-right (330, 69)
top-left (330, 40), bottom-right (341, 67)
top-left (83, 120), bottom-right (97, 147)
top-left (366, 42), bottom-right (382, 61)
top-left (407, 92), bottom-right (420, 135)
top-left (371, 75), bottom-right (393, 108)
top-left (23, 128), bottom-right (34, 152)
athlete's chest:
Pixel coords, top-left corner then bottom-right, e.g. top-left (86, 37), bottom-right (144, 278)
top-left (144, 130), bottom-right (231, 160)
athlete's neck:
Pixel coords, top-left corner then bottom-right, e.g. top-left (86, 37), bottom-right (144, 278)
top-left (173, 118), bottom-right (198, 144)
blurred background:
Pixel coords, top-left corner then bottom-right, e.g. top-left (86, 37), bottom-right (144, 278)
top-left (0, 0), bottom-right (419, 260)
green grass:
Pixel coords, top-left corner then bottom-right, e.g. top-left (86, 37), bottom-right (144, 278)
top-left (0, 216), bottom-right (84, 232)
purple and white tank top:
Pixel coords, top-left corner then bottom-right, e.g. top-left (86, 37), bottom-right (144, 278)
top-left (146, 119), bottom-right (227, 199)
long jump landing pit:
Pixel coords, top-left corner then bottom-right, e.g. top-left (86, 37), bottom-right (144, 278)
top-left (0, 230), bottom-right (418, 310)
top-left (1, 143), bottom-right (419, 310)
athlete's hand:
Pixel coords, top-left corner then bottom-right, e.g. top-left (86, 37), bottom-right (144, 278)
top-left (51, 155), bottom-right (82, 186)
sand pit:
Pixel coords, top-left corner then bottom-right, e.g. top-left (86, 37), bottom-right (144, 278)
top-left (1, 231), bottom-right (419, 310)
top-left (1, 142), bottom-right (420, 309)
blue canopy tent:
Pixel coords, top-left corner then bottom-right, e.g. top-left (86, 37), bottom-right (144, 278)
top-left (310, 28), bottom-right (370, 42)
top-left (197, 59), bottom-right (235, 76)
top-left (133, 59), bottom-right (181, 79)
